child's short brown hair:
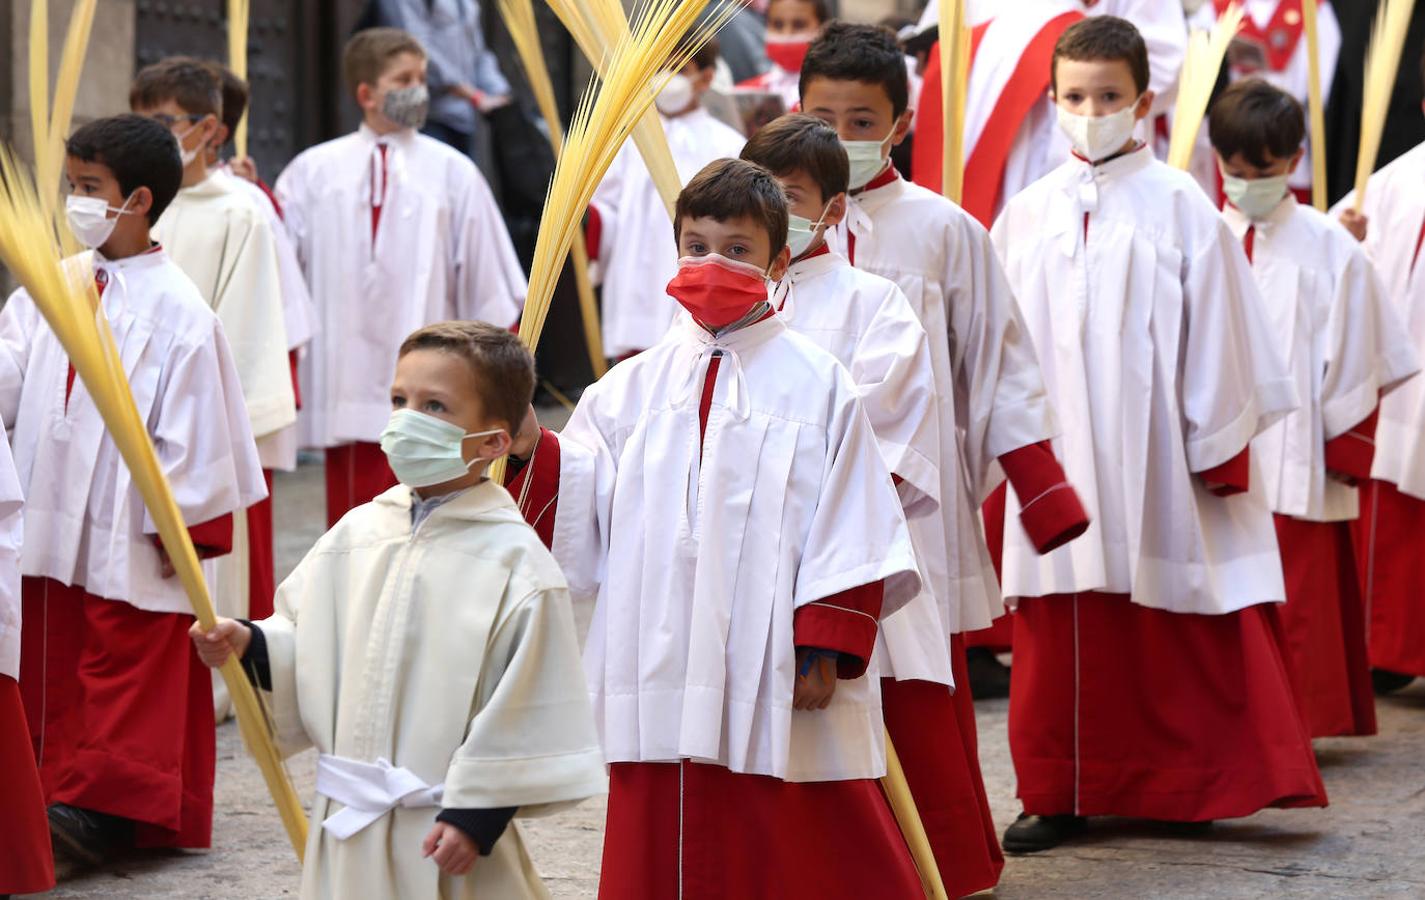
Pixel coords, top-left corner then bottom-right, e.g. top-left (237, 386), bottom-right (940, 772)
top-left (740, 114), bottom-right (849, 202)
top-left (674, 158), bottom-right (790, 260)
top-left (343, 28), bottom-right (426, 97)
top-left (398, 321), bottom-right (536, 434)
top-left (205, 62), bottom-right (249, 140)
top-left (1052, 16), bottom-right (1150, 96)
top-left (1208, 79), bottom-right (1305, 169)
top-left (801, 23), bottom-right (910, 118)
top-left (676, 31), bottom-right (720, 72)
top-left (129, 57), bottom-right (223, 119)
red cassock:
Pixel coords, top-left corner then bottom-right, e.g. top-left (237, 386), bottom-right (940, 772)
top-left (1010, 591), bottom-right (1327, 821)
top-left (247, 469), bottom-right (277, 620)
top-left (881, 635), bottom-right (1003, 899)
top-left (324, 441), bottom-right (399, 529)
top-left (17, 515), bottom-right (232, 849)
top-left (503, 427), bottom-right (562, 549)
top-left (0, 674), bottom-right (54, 894)
top-left (1353, 480), bottom-right (1425, 678)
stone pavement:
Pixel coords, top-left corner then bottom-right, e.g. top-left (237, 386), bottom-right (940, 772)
top-left (29, 457), bottom-right (1425, 899)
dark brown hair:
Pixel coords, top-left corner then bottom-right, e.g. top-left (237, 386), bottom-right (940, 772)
top-left (740, 113), bottom-right (849, 202)
top-left (674, 158), bottom-right (790, 260)
top-left (800, 23), bottom-right (910, 117)
top-left (343, 28), bottom-right (426, 97)
top-left (676, 32), bottom-right (721, 72)
top-left (129, 57), bottom-right (223, 119)
top-left (66, 114), bottom-right (183, 224)
top-left (1052, 16), bottom-right (1150, 96)
top-left (1208, 78), bottom-right (1306, 168)
top-left (205, 62), bottom-right (250, 139)
top-left (398, 321), bottom-right (536, 434)
top-left (768, 0), bottom-right (830, 26)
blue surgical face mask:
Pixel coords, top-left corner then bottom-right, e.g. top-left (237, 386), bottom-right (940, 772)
top-left (379, 408), bottom-right (503, 488)
top-left (842, 126), bottom-right (896, 190)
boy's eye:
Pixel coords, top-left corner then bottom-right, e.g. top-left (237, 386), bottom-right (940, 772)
top-left (391, 395), bottom-right (406, 408)
top-left (1102, 91), bottom-right (1120, 102)
top-left (423, 399), bottom-right (445, 413)
top-left (1063, 92), bottom-right (1083, 104)
top-left (854, 119), bottom-right (875, 130)
top-left (728, 245), bottom-right (748, 257)
top-left (688, 241), bottom-right (707, 254)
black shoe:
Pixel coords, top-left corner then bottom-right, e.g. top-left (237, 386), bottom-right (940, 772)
top-left (46, 803), bottom-right (132, 868)
top-left (1002, 813), bottom-right (1087, 853)
top-left (966, 647), bottom-right (1011, 700)
top-left (1372, 668), bottom-right (1416, 696)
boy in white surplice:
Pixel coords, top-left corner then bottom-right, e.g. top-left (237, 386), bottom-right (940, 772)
top-left (192, 322), bottom-right (604, 899)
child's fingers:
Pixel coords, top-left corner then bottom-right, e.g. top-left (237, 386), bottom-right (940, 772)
top-left (421, 824), bottom-right (442, 857)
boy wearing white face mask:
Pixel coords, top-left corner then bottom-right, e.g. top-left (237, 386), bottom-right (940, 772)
top-left (276, 28), bottom-right (526, 529)
top-left (742, 113), bottom-right (1031, 899)
top-left (586, 33), bottom-right (746, 359)
top-left (1211, 79), bottom-right (1420, 738)
top-left (191, 321), bottom-right (605, 899)
top-left (991, 17), bottom-right (1327, 852)
top-left (3, 114), bottom-right (265, 865)
top-left (131, 58), bottom-right (296, 679)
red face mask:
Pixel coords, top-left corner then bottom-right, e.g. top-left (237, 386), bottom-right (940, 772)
top-left (765, 34), bottom-right (813, 72)
top-left (666, 254), bottom-right (771, 329)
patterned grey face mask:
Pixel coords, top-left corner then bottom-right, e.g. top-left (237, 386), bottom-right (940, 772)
top-left (382, 84), bottom-right (430, 130)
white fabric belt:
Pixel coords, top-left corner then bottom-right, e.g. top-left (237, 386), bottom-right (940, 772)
top-left (315, 754), bottom-right (444, 839)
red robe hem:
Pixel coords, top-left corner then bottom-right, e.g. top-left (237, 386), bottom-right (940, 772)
top-left (599, 760), bottom-right (923, 899)
top-left (1352, 479), bottom-right (1425, 677)
top-left (1010, 591), bottom-right (1327, 822)
top-left (324, 441), bottom-right (398, 528)
top-left (1274, 515), bottom-right (1377, 738)
top-left (881, 633), bottom-right (1004, 898)
top-left (0, 675), bottom-right (55, 893)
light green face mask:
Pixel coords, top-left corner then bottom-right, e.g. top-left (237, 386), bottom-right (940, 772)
top-left (842, 127), bottom-right (896, 190)
top-left (1221, 171), bottom-right (1290, 221)
top-left (379, 408), bottom-right (503, 488)
top-left (786, 200), bottom-right (832, 259)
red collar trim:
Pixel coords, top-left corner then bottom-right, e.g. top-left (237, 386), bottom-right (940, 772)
top-left (854, 164), bottom-right (900, 196)
top-left (793, 241), bottom-right (832, 264)
top-left (1070, 141), bottom-right (1145, 166)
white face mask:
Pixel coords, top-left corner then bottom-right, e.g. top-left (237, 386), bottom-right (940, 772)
top-left (65, 193), bottom-right (135, 249)
top-left (1221, 172), bottom-right (1290, 221)
top-left (842, 127), bottom-right (896, 190)
top-left (379, 408), bottom-right (504, 488)
top-left (655, 72), bottom-right (695, 116)
top-left (1056, 101), bottom-right (1139, 163)
top-left (174, 122), bottom-right (206, 167)
top-left (787, 201), bottom-right (832, 259)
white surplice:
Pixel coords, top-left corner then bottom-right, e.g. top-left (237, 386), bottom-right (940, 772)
top-left (992, 145), bottom-right (1297, 614)
top-left (828, 171), bottom-right (1058, 632)
top-left (276, 125), bottom-right (526, 448)
top-left (553, 313), bottom-right (921, 782)
top-left (774, 250), bottom-right (951, 685)
top-left (589, 108), bottom-right (746, 357)
top-left (1331, 142), bottom-right (1425, 500)
top-left (217, 166), bottom-right (319, 472)
top-left (258, 480), bottom-right (605, 900)
top-left (0, 250), bottom-right (267, 614)
top-left (0, 430), bottom-right (23, 680)
top-left (1225, 197), bottom-right (1419, 522)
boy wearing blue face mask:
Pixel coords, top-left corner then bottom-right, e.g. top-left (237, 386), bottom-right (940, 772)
top-left (1209, 78), bottom-right (1419, 740)
top-left (275, 28), bottom-right (526, 530)
top-left (4, 114), bottom-right (265, 867)
top-left (991, 16), bottom-right (1329, 852)
top-left (192, 321), bottom-right (605, 899)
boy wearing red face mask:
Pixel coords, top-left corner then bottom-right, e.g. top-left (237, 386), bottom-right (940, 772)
top-left (738, 0), bottom-right (829, 110)
top-left (553, 158), bottom-right (925, 898)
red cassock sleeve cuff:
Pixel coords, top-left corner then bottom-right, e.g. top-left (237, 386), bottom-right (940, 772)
top-left (1200, 447), bottom-right (1250, 496)
top-left (584, 206), bottom-right (603, 264)
top-left (999, 441), bottom-right (1090, 555)
top-left (186, 513), bottom-right (235, 559)
top-left (793, 581), bottom-right (884, 679)
top-left (289, 349), bottom-right (302, 411)
top-left (1325, 409), bottom-right (1378, 485)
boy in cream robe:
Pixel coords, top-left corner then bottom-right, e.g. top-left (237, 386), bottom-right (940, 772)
top-left (5, 115), bottom-right (266, 863)
top-left (131, 58), bottom-right (296, 651)
top-left (991, 18), bottom-right (1324, 852)
top-left (742, 113), bottom-right (1005, 899)
top-left (1210, 80), bottom-right (1418, 736)
top-left (276, 28), bottom-right (526, 527)
top-left (555, 159), bottom-right (925, 898)
top-left (193, 321), bottom-right (604, 900)
top-left (587, 35), bottom-right (746, 358)
top-left (1331, 95), bottom-right (1425, 694)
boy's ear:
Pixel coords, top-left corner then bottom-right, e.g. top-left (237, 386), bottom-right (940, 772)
top-left (1134, 90), bottom-right (1155, 121)
top-left (480, 428), bottom-right (513, 462)
top-left (127, 186), bottom-right (154, 219)
top-left (692, 63), bottom-right (716, 94)
top-left (891, 108), bottom-right (914, 147)
top-left (215, 122), bottom-right (232, 148)
top-left (824, 192), bottom-right (848, 227)
top-left (1287, 146), bottom-right (1306, 175)
top-left (768, 243), bottom-right (793, 282)
top-left (356, 82), bottom-right (377, 112)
